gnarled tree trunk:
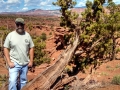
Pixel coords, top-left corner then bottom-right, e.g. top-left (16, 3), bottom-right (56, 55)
top-left (22, 29), bottom-right (80, 90)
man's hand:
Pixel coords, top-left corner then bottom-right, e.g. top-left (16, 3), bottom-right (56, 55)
top-left (28, 61), bottom-right (33, 67)
top-left (8, 62), bottom-right (15, 68)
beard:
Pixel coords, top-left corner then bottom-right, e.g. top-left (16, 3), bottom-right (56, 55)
top-left (16, 28), bottom-right (24, 34)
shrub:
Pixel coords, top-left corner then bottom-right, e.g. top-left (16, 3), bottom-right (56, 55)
top-left (0, 26), bottom-right (7, 30)
top-left (64, 85), bottom-right (70, 90)
top-left (40, 33), bottom-right (47, 41)
top-left (33, 36), bottom-right (50, 66)
top-left (112, 75), bottom-right (120, 85)
top-left (116, 48), bottom-right (120, 53)
top-left (27, 23), bottom-right (33, 31)
top-left (49, 32), bottom-right (52, 35)
top-left (0, 74), bottom-right (8, 87)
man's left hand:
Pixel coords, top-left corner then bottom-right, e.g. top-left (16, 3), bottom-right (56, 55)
top-left (28, 61), bottom-right (33, 67)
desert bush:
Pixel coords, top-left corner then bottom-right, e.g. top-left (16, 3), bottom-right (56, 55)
top-left (112, 75), bottom-right (120, 85)
top-left (0, 31), bottom-right (10, 55)
top-left (49, 32), bottom-right (52, 35)
top-left (0, 74), bottom-right (7, 87)
top-left (35, 22), bottom-right (40, 25)
top-left (0, 26), bottom-right (7, 30)
top-left (33, 36), bottom-right (50, 66)
top-left (27, 23), bottom-right (33, 31)
top-left (115, 64), bottom-right (120, 68)
top-left (64, 85), bottom-right (70, 90)
top-left (41, 23), bottom-right (45, 25)
top-left (40, 33), bottom-right (47, 41)
top-left (116, 47), bottom-right (120, 53)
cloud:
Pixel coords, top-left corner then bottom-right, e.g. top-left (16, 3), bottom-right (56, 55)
top-left (40, 1), bottom-right (47, 6)
top-left (113, 0), bottom-right (120, 4)
top-left (77, 2), bottom-right (86, 7)
top-left (24, 0), bottom-right (55, 8)
top-left (0, 0), bottom-right (21, 12)
top-left (76, 0), bottom-right (94, 7)
top-left (24, 0), bottom-right (41, 6)
top-left (22, 7), bottom-right (28, 11)
top-left (7, 0), bottom-right (20, 4)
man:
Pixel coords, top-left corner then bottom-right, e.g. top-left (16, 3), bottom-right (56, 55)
top-left (3, 18), bottom-right (34, 90)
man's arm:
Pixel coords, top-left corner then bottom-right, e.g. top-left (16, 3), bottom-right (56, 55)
top-left (28, 47), bottom-right (34, 67)
top-left (4, 47), bottom-right (14, 68)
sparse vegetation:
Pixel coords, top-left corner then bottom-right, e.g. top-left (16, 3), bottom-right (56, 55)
top-left (106, 65), bottom-right (111, 68)
top-left (100, 72), bottom-right (109, 76)
top-left (32, 35), bottom-right (50, 66)
top-left (49, 32), bottom-right (52, 35)
top-left (115, 64), bottom-right (120, 68)
top-left (27, 23), bottom-right (33, 31)
top-left (112, 75), bottom-right (120, 85)
top-left (0, 74), bottom-right (7, 87)
top-left (40, 33), bottom-right (47, 41)
top-left (116, 47), bottom-right (120, 53)
top-left (0, 26), bottom-right (7, 31)
top-left (64, 85), bottom-right (70, 90)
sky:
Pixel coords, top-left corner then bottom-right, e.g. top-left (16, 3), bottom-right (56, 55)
top-left (0, 0), bottom-right (120, 12)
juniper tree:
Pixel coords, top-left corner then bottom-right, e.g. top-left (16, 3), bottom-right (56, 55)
top-left (79, 0), bottom-right (120, 68)
top-left (106, 1), bottom-right (120, 60)
top-left (78, 0), bottom-right (109, 69)
top-left (53, 0), bottom-right (120, 71)
top-left (53, 0), bottom-right (79, 29)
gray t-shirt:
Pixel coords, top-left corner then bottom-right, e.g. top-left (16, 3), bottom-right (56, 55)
top-left (4, 31), bottom-right (34, 65)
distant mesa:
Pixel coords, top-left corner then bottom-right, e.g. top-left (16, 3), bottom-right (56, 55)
top-left (0, 7), bottom-right (85, 17)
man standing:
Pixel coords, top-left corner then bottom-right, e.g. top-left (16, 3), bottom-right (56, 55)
top-left (3, 18), bottom-right (34, 90)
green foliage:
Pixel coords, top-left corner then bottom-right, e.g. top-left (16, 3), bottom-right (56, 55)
top-left (49, 32), bottom-right (52, 35)
top-left (35, 22), bottom-right (40, 25)
top-left (64, 85), bottom-right (70, 90)
top-left (0, 31), bottom-right (10, 50)
top-left (78, 0), bottom-right (112, 69)
top-left (116, 47), bottom-right (120, 53)
top-left (79, 0), bottom-right (120, 64)
top-left (40, 33), bottom-right (47, 41)
top-left (115, 64), bottom-right (120, 68)
top-left (0, 74), bottom-right (8, 87)
top-left (64, 33), bottom-right (73, 45)
top-left (112, 75), bottom-right (120, 85)
top-left (27, 23), bottom-right (33, 31)
top-left (64, 66), bottom-right (71, 74)
top-left (53, 0), bottom-right (120, 73)
top-left (33, 36), bottom-right (50, 66)
top-left (0, 26), bottom-right (7, 30)
top-left (53, 0), bottom-right (78, 29)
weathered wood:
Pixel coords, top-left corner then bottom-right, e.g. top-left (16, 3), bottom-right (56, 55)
top-left (22, 29), bottom-right (79, 90)
top-left (52, 76), bottom-right (76, 90)
top-left (70, 68), bottom-right (96, 90)
top-left (72, 76), bottom-right (81, 90)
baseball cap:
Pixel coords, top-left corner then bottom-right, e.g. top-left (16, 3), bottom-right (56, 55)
top-left (15, 18), bottom-right (25, 24)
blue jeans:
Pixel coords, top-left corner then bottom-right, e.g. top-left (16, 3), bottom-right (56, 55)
top-left (9, 62), bottom-right (28, 90)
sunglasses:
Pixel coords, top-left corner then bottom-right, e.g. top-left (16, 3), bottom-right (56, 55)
top-left (16, 23), bottom-right (24, 27)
